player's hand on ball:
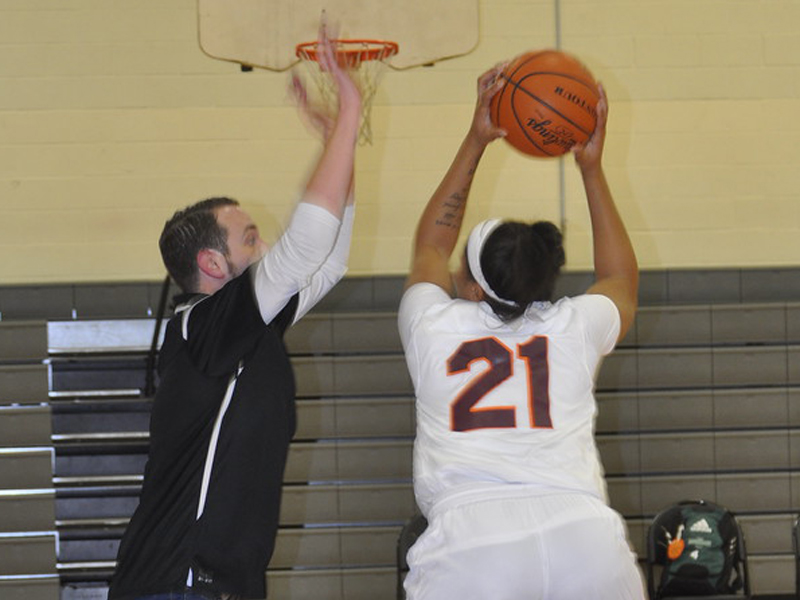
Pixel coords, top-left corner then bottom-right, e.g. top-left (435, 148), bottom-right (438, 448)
top-left (470, 65), bottom-right (508, 146)
top-left (573, 82), bottom-right (607, 172)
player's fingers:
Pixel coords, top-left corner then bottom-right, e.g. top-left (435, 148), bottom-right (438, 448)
top-left (477, 70), bottom-right (505, 108)
top-left (318, 40), bottom-right (335, 73)
top-left (317, 10), bottom-right (329, 47)
top-left (316, 18), bottom-right (339, 74)
top-left (594, 82), bottom-right (608, 129)
top-left (478, 64), bottom-right (505, 89)
top-left (289, 73), bottom-right (309, 106)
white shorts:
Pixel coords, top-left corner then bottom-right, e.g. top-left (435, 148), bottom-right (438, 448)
top-left (404, 491), bottom-right (646, 600)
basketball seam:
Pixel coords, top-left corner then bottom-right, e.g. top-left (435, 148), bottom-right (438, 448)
top-left (502, 80), bottom-right (594, 155)
top-left (511, 105), bottom-right (556, 156)
top-left (514, 76), bottom-right (594, 136)
top-left (517, 71), bottom-right (598, 97)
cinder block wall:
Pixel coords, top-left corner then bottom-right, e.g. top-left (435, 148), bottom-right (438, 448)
top-left (2, 0), bottom-right (799, 284)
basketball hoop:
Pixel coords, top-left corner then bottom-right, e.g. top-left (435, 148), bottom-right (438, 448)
top-left (295, 39), bottom-right (398, 145)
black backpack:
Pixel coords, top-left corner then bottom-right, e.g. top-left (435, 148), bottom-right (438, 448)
top-left (654, 501), bottom-right (745, 597)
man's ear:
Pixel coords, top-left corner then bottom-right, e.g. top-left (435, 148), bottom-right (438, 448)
top-left (196, 248), bottom-right (228, 280)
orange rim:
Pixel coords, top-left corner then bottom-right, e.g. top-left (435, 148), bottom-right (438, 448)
top-left (296, 39), bottom-right (399, 64)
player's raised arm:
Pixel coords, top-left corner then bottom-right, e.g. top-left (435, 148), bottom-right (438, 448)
top-left (249, 20), bottom-right (361, 325)
top-left (406, 66), bottom-right (507, 293)
top-left (301, 21), bottom-right (361, 219)
top-left (578, 84), bottom-right (639, 340)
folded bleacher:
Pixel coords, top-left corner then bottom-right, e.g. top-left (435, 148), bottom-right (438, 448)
top-left (0, 271), bottom-right (797, 599)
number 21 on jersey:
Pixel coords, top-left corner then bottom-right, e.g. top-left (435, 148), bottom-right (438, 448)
top-left (447, 336), bottom-right (552, 432)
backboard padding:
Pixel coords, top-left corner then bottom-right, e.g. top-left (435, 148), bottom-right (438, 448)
top-left (198, 0), bottom-right (480, 71)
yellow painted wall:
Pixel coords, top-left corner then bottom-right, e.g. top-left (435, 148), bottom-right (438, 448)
top-left (1, 0), bottom-right (799, 284)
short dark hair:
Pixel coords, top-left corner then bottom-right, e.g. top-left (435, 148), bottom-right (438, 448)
top-left (473, 220), bottom-right (565, 321)
top-left (159, 197), bottom-right (239, 293)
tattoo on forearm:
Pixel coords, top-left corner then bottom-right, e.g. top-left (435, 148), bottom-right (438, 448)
top-left (435, 193), bottom-right (466, 229)
top-left (432, 159), bottom-right (478, 229)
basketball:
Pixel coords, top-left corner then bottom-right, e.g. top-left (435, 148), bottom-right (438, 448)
top-left (491, 50), bottom-right (600, 158)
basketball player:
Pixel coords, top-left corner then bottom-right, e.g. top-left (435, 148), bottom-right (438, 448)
top-left (399, 65), bottom-right (646, 599)
top-left (108, 25), bottom-right (361, 600)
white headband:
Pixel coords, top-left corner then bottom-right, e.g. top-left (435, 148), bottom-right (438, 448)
top-left (466, 219), bottom-right (515, 306)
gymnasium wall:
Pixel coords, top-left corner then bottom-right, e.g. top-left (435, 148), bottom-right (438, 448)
top-left (1, 0), bottom-right (799, 284)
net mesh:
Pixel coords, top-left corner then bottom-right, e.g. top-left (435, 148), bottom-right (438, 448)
top-left (295, 39), bottom-right (398, 145)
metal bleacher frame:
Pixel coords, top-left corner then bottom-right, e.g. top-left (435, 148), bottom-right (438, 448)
top-left (0, 321), bottom-right (60, 600)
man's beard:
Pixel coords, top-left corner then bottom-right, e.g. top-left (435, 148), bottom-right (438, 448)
top-left (225, 256), bottom-right (242, 279)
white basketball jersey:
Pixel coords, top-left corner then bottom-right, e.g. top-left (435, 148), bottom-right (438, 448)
top-left (398, 283), bottom-right (620, 515)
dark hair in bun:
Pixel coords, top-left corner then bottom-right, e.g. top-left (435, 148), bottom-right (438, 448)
top-left (472, 220), bottom-right (565, 321)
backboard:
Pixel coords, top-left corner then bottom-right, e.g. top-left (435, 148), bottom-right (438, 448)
top-left (198, 0), bottom-right (480, 71)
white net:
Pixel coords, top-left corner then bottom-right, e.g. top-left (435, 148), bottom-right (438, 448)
top-left (295, 39), bottom-right (398, 145)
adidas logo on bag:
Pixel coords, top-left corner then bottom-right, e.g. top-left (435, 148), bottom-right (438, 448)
top-left (689, 518), bottom-right (713, 533)
top-left (659, 502), bottom-right (743, 596)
